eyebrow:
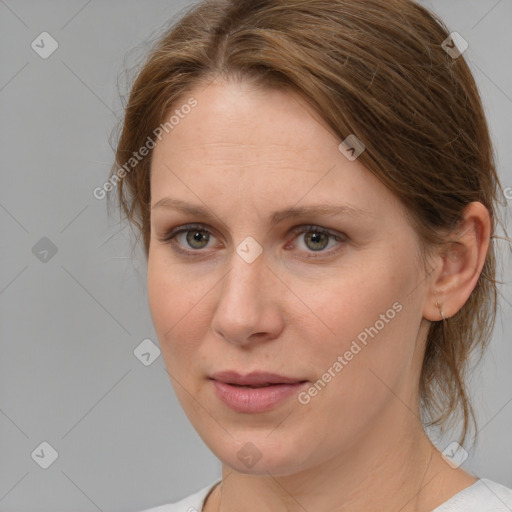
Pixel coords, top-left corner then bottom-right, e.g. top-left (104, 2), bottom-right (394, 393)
top-left (151, 197), bottom-right (376, 224)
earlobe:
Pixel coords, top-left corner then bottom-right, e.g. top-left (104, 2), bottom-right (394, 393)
top-left (423, 202), bottom-right (491, 322)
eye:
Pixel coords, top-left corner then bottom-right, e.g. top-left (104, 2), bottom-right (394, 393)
top-left (287, 225), bottom-right (346, 257)
top-left (159, 223), bottom-right (218, 254)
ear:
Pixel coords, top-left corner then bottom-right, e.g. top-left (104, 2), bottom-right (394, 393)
top-left (423, 202), bottom-right (491, 321)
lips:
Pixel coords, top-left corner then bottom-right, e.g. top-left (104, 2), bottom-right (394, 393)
top-left (209, 370), bottom-right (307, 387)
top-left (209, 371), bottom-right (309, 413)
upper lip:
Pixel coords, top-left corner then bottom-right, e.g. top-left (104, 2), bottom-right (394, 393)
top-left (209, 371), bottom-right (307, 386)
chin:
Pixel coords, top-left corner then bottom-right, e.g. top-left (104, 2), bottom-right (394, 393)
top-left (206, 434), bottom-right (311, 477)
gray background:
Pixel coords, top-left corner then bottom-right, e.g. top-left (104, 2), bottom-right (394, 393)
top-left (0, 1), bottom-right (511, 511)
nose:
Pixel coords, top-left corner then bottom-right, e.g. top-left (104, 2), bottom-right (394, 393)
top-left (210, 248), bottom-right (285, 347)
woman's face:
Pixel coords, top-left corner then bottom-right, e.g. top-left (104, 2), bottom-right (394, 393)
top-left (147, 79), bottom-right (433, 476)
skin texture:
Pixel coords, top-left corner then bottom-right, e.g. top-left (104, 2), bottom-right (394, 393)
top-left (147, 79), bottom-right (490, 511)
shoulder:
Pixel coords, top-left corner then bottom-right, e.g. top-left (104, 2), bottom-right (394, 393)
top-left (433, 478), bottom-right (512, 511)
top-left (136, 481), bottom-right (221, 512)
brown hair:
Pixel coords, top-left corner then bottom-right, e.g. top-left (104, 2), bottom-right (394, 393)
top-left (108, 0), bottom-right (510, 446)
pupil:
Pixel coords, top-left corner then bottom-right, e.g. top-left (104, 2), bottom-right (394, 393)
top-left (307, 232), bottom-right (327, 251)
top-left (188, 230), bottom-right (208, 248)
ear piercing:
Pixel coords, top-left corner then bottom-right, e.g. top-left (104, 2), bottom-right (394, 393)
top-left (435, 301), bottom-right (445, 321)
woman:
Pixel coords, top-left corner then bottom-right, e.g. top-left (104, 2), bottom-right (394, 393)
top-left (109, 0), bottom-right (512, 510)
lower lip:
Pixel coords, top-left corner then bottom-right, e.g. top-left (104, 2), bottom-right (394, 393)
top-left (211, 380), bottom-right (307, 413)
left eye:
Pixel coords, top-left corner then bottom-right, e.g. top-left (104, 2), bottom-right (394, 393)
top-left (288, 225), bottom-right (345, 254)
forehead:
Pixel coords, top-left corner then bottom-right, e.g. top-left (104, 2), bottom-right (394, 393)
top-left (149, 80), bottom-right (402, 223)
top-left (152, 80), bottom-right (338, 166)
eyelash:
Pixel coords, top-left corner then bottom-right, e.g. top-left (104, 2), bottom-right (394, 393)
top-left (159, 223), bottom-right (346, 258)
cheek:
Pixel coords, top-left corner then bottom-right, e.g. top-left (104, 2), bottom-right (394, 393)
top-left (297, 260), bottom-right (404, 346)
top-left (147, 253), bottom-right (209, 369)
top-left (303, 255), bottom-right (421, 392)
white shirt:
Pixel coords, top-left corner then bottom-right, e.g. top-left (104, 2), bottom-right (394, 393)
top-left (138, 478), bottom-right (512, 511)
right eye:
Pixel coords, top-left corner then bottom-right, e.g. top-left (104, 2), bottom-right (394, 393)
top-left (159, 223), bottom-right (219, 254)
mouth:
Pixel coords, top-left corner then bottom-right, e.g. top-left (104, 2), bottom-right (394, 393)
top-left (227, 383), bottom-right (281, 388)
top-left (208, 371), bottom-right (309, 413)
top-left (209, 370), bottom-right (308, 387)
